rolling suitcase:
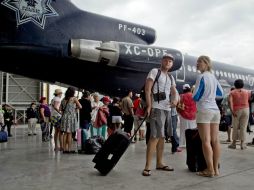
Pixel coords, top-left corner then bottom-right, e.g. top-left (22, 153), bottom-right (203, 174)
top-left (92, 115), bottom-right (147, 175)
top-left (185, 129), bottom-right (206, 172)
top-left (77, 128), bottom-right (88, 153)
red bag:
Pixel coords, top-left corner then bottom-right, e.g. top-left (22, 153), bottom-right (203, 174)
top-left (94, 107), bottom-right (108, 128)
top-left (135, 104), bottom-right (145, 118)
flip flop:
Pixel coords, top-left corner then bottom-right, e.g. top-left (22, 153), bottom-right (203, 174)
top-left (196, 170), bottom-right (214, 177)
top-left (156, 165), bottom-right (174, 171)
top-left (142, 169), bottom-right (151, 176)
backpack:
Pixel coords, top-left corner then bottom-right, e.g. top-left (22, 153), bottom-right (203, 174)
top-left (140, 69), bottom-right (173, 102)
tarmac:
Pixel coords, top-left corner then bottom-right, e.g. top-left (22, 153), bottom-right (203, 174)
top-left (1, 124), bottom-right (254, 190)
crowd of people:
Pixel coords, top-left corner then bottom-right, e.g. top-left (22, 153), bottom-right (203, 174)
top-left (1, 54), bottom-right (254, 178)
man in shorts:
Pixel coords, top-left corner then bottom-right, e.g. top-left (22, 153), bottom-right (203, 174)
top-left (142, 54), bottom-right (178, 176)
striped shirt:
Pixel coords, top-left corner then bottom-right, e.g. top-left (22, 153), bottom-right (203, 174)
top-left (193, 71), bottom-right (223, 111)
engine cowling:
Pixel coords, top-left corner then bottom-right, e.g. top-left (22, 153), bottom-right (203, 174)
top-left (69, 39), bottom-right (183, 72)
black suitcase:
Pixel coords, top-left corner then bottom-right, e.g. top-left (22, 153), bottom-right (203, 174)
top-left (185, 129), bottom-right (206, 172)
top-left (92, 116), bottom-right (147, 175)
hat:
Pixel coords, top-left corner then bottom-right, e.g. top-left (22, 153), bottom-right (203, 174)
top-left (102, 96), bottom-right (111, 103)
top-left (183, 84), bottom-right (191, 90)
top-left (39, 97), bottom-right (46, 103)
top-left (162, 53), bottom-right (174, 61)
top-left (135, 93), bottom-right (140, 98)
top-left (54, 89), bottom-right (63, 95)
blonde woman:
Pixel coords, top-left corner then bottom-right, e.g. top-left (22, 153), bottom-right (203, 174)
top-left (192, 55), bottom-right (223, 177)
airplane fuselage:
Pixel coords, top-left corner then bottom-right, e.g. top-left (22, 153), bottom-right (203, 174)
top-left (0, 0), bottom-right (253, 97)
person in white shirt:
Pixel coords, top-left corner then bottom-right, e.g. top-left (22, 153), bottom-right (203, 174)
top-left (142, 54), bottom-right (178, 176)
top-left (51, 89), bottom-right (63, 151)
top-left (192, 55), bottom-right (223, 177)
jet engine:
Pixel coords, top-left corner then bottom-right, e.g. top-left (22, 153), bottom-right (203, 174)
top-left (69, 39), bottom-right (183, 72)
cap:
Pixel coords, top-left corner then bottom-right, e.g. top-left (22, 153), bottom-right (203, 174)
top-left (162, 53), bottom-right (174, 61)
top-left (183, 84), bottom-right (191, 90)
top-left (102, 96), bottom-right (111, 103)
top-left (54, 89), bottom-right (63, 95)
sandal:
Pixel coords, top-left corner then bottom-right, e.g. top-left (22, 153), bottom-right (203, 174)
top-left (196, 170), bottom-right (214, 177)
top-left (156, 165), bottom-right (174, 171)
top-left (142, 169), bottom-right (151, 176)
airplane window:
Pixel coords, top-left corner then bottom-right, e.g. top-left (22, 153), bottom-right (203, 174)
top-left (188, 65), bottom-right (191, 71)
top-left (220, 71), bottom-right (223, 77)
top-left (216, 70), bottom-right (219, 77)
top-left (228, 73), bottom-right (231, 78)
top-left (192, 66), bottom-right (196, 72)
top-left (211, 70), bottom-right (214, 74)
top-left (232, 73), bottom-right (235, 78)
top-left (224, 72), bottom-right (227, 77)
top-left (242, 75), bottom-right (245, 80)
top-left (235, 74), bottom-right (239, 79)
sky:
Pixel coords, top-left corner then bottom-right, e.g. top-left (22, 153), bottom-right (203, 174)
top-left (71, 0), bottom-right (254, 70)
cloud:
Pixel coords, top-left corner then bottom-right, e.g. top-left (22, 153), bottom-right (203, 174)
top-left (71, 0), bottom-right (254, 69)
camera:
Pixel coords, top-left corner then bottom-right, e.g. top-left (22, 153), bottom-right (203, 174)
top-left (153, 92), bottom-right (166, 102)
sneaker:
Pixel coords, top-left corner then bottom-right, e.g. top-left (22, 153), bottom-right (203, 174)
top-left (33, 133), bottom-right (37, 135)
top-left (28, 134), bottom-right (32, 136)
top-left (8, 134), bottom-right (13, 137)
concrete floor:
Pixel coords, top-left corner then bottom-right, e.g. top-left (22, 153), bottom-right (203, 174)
top-left (1, 125), bottom-right (254, 190)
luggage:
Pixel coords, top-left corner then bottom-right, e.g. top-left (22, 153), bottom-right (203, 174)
top-left (92, 129), bottom-right (130, 175)
top-left (77, 128), bottom-right (88, 153)
top-left (93, 115), bottom-right (147, 175)
top-left (219, 115), bottom-right (230, 132)
top-left (0, 129), bottom-right (8, 143)
top-left (185, 129), bottom-right (206, 172)
top-left (84, 136), bottom-right (105, 154)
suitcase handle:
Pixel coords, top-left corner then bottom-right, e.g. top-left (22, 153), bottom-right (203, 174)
top-left (129, 114), bottom-right (147, 141)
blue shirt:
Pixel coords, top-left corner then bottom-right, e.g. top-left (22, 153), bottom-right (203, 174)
top-left (193, 71), bottom-right (223, 111)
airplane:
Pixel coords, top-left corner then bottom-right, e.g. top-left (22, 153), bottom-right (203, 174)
top-left (0, 0), bottom-right (254, 98)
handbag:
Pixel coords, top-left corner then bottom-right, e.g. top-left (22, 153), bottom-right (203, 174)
top-left (0, 128), bottom-right (8, 143)
top-left (219, 116), bottom-right (229, 132)
top-left (84, 136), bottom-right (105, 154)
top-left (135, 104), bottom-right (145, 118)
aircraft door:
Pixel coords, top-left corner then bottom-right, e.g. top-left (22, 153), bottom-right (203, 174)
top-left (175, 62), bottom-right (185, 82)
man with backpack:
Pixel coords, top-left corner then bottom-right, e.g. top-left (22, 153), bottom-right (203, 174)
top-left (142, 54), bottom-right (178, 176)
